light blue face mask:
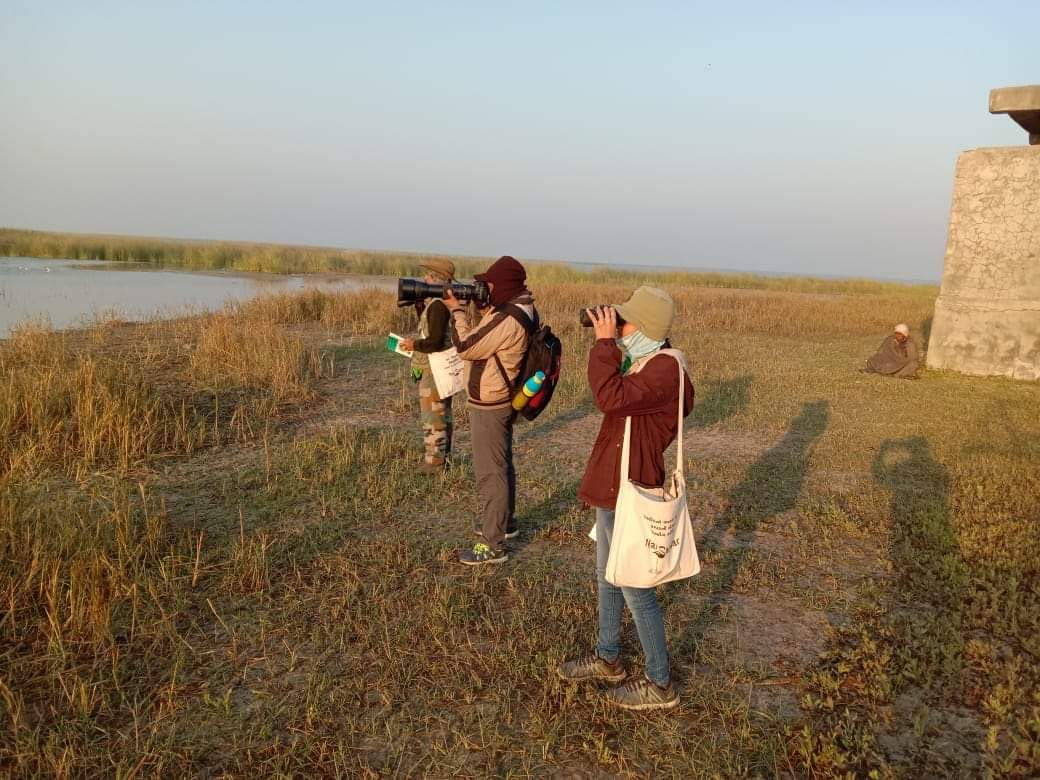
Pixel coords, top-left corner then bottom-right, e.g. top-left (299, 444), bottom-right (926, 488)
top-left (617, 330), bottom-right (665, 373)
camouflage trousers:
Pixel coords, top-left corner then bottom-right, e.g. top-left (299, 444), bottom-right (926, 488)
top-left (418, 371), bottom-right (454, 465)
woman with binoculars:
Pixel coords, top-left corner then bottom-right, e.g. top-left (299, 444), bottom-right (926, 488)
top-left (558, 286), bottom-right (695, 711)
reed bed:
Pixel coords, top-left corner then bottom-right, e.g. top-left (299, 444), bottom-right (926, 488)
top-left (0, 227), bottom-right (491, 279)
top-left (189, 313), bottom-right (326, 395)
top-left (2, 226), bottom-right (937, 296)
top-left (0, 313), bottom-right (326, 480)
top-left (230, 288), bottom-right (411, 335)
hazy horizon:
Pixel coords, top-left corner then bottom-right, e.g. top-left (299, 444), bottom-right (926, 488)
top-left (0, 226), bottom-right (944, 285)
top-left (2, 2), bottom-right (1036, 283)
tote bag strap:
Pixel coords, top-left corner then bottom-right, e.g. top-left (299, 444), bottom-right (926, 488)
top-left (674, 353), bottom-right (685, 479)
top-left (618, 352), bottom-right (687, 483)
top-left (620, 415), bottom-right (633, 483)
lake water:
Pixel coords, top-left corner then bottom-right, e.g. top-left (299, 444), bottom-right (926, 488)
top-left (0, 258), bottom-right (393, 336)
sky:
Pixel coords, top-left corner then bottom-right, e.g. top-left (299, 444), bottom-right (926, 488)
top-left (1, 2), bottom-right (1036, 281)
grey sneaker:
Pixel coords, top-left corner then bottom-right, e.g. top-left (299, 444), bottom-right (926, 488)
top-left (458, 542), bottom-right (508, 566)
top-left (605, 675), bottom-right (679, 711)
top-left (557, 654), bottom-right (626, 683)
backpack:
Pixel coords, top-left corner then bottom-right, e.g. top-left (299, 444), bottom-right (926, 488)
top-left (496, 304), bottom-right (563, 422)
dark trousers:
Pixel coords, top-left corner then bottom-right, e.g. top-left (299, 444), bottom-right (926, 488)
top-left (469, 405), bottom-right (516, 548)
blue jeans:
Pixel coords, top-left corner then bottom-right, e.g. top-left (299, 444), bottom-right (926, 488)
top-left (595, 507), bottom-right (671, 686)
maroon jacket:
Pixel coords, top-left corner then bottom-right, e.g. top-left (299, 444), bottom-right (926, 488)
top-left (577, 339), bottom-right (695, 510)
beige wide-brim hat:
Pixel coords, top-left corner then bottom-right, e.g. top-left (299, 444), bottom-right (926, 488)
top-left (420, 258), bottom-right (456, 281)
top-left (894, 323), bottom-right (910, 337)
top-left (614, 286), bottom-right (675, 341)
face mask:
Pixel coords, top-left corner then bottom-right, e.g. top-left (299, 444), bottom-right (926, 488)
top-left (617, 330), bottom-right (665, 373)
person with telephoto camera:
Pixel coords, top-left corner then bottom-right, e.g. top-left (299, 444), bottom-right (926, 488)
top-left (557, 286), bottom-right (695, 711)
top-left (399, 259), bottom-right (460, 474)
top-left (442, 255), bottom-right (536, 566)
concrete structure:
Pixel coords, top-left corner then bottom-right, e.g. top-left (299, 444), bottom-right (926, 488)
top-left (926, 86), bottom-right (1040, 380)
top-left (989, 84), bottom-right (1040, 146)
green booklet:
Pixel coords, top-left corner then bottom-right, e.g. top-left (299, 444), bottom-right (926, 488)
top-left (386, 332), bottom-right (413, 357)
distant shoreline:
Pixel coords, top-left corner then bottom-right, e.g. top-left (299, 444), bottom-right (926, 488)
top-left (0, 226), bottom-right (939, 295)
top-left (566, 259), bottom-right (938, 286)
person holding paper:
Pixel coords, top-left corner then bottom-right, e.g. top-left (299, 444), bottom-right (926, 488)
top-left (401, 259), bottom-right (457, 473)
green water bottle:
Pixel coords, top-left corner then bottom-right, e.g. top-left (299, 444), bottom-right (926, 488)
top-left (511, 371), bottom-right (546, 411)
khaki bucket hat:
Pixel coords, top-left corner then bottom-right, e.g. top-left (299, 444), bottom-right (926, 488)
top-left (420, 258), bottom-right (456, 281)
top-left (614, 286), bottom-right (675, 341)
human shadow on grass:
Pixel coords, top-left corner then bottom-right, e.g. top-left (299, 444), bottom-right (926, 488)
top-left (520, 372), bottom-right (751, 453)
top-left (517, 402), bottom-right (596, 443)
top-left (508, 479), bottom-right (583, 556)
top-left (872, 437), bottom-right (964, 678)
top-left (675, 400), bottom-right (830, 660)
top-left (869, 437), bottom-right (978, 770)
top-left (691, 375), bottom-right (752, 428)
top-left (511, 376), bottom-right (753, 551)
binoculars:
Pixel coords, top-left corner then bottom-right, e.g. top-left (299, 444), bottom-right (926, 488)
top-left (397, 278), bottom-right (490, 308)
top-left (579, 307), bottom-right (626, 328)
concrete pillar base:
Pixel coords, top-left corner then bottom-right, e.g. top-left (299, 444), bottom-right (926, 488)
top-left (927, 146), bottom-right (1040, 380)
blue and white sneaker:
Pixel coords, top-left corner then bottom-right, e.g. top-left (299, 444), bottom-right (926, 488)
top-left (458, 542), bottom-right (508, 566)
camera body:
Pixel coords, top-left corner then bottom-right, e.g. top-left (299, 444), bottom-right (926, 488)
top-left (579, 307), bottom-right (626, 328)
top-left (397, 277), bottom-right (490, 308)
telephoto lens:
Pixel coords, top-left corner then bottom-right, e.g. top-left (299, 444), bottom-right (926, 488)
top-left (579, 307), bottom-right (626, 327)
top-left (397, 278), bottom-right (442, 307)
top-left (451, 279), bottom-right (490, 306)
top-left (397, 278), bottom-right (491, 308)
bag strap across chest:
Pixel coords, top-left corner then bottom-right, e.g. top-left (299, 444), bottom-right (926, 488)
top-left (491, 303), bottom-right (537, 389)
top-left (619, 352), bottom-right (686, 482)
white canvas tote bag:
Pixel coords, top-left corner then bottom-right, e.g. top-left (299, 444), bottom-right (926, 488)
top-left (428, 347), bottom-right (465, 398)
top-left (604, 352), bottom-right (700, 588)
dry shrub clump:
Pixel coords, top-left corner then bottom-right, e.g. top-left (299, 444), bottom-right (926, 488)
top-left (0, 314), bottom-right (327, 479)
top-left (0, 477), bottom-right (205, 776)
top-left (0, 324), bottom-right (202, 479)
top-left (189, 313), bottom-right (326, 397)
top-left (231, 288), bottom-right (410, 335)
top-left (0, 481), bottom-right (168, 649)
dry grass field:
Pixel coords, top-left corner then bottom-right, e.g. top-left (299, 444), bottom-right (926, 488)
top-left (1, 252), bottom-right (1039, 777)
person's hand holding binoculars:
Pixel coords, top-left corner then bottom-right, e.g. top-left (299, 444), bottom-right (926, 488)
top-left (585, 306), bottom-right (618, 340)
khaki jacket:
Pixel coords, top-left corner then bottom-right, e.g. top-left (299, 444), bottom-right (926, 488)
top-left (449, 294), bottom-right (536, 409)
